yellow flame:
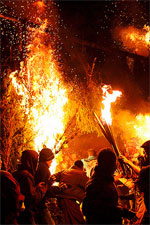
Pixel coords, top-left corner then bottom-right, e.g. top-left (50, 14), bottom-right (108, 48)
top-left (101, 85), bottom-right (122, 125)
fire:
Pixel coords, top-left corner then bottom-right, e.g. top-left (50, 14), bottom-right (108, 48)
top-left (50, 158), bottom-right (57, 175)
top-left (33, 0), bottom-right (46, 12)
top-left (9, 19), bottom-right (68, 173)
top-left (101, 85), bottom-right (122, 125)
top-left (134, 114), bottom-right (150, 144)
top-left (114, 25), bottom-right (150, 57)
top-left (144, 25), bottom-right (150, 45)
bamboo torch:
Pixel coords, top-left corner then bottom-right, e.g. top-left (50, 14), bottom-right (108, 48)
top-left (94, 85), bottom-right (128, 175)
top-left (94, 112), bottom-right (127, 175)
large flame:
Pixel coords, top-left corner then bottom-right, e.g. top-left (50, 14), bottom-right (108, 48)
top-left (9, 20), bottom-right (68, 173)
top-left (101, 85), bottom-right (122, 125)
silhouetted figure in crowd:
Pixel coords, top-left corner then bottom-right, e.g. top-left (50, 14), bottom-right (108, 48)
top-left (137, 165), bottom-right (150, 224)
top-left (121, 140), bottom-right (150, 223)
top-left (82, 148), bottom-right (136, 224)
top-left (140, 140), bottom-right (150, 167)
top-left (51, 160), bottom-right (89, 224)
top-left (136, 140), bottom-right (150, 225)
top-left (13, 150), bottom-right (47, 225)
top-left (121, 140), bottom-right (150, 173)
top-left (0, 170), bottom-right (24, 224)
top-left (34, 148), bottom-right (55, 225)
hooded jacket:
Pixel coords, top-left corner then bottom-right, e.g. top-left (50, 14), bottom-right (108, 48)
top-left (13, 150), bottom-right (44, 224)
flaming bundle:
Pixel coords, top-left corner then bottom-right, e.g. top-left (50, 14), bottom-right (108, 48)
top-left (94, 85), bottom-right (127, 174)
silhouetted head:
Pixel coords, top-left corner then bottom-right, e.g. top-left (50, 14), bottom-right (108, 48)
top-left (39, 148), bottom-right (54, 167)
top-left (141, 140), bottom-right (150, 154)
top-left (97, 148), bottom-right (117, 175)
top-left (21, 150), bottom-right (38, 175)
top-left (74, 160), bottom-right (83, 169)
top-left (141, 140), bottom-right (150, 165)
top-left (39, 148), bottom-right (54, 162)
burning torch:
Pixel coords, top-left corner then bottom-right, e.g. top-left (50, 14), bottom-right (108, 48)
top-left (94, 85), bottom-right (129, 175)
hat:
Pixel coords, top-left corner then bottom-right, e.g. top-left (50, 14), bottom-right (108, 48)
top-left (141, 140), bottom-right (150, 153)
top-left (39, 148), bottom-right (54, 162)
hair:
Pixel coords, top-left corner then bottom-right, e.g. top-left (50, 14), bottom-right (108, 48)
top-left (74, 160), bottom-right (83, 168)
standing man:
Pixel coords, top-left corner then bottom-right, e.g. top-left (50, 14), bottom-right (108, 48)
top-left (34, 148), bottom-right (55, 225)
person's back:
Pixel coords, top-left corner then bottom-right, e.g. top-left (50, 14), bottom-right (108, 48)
top-left (57, 167), bottom-right (88, 202)
top-left (82, 148), bottom-right (136, 224)
top-left (52, 160), bottom-right (89, 224)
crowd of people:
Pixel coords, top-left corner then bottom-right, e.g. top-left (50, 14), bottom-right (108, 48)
top-left (0, 140), bottom-right (150, 225)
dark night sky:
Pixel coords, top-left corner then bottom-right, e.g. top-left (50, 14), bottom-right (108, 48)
top-left (57, 0), bottom-right (149, 106)
top-left (1, 0), bottom-right (149, 105)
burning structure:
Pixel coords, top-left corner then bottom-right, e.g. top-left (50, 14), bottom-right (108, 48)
top-left (1, 1), bottom-right (150, 173)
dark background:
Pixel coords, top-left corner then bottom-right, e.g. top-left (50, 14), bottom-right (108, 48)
top-left (1, 0), bottom-right (149, 105)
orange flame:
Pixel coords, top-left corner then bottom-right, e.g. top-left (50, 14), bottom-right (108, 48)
top-left (144, 25), bottom-right (150, 46)
top-left (101, 85), bottom-right (122, 125)
top-left (9, 20), bottom-right (68, 161)
top-left (33, 0), bottom-right (46, 12)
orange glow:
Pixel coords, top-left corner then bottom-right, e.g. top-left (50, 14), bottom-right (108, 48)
top-left (101, 85), bottom-right (122, 125)
top-left (33, 0), bottom-right (46, 10)
top-left (114, 25), bottom-right (150, 57)
top-left (115, 110), bottom-right (150, 158)
top-left (144, 25), bottom-right (150, 45)
top-left (134, 114), bottom-right (150, 144)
